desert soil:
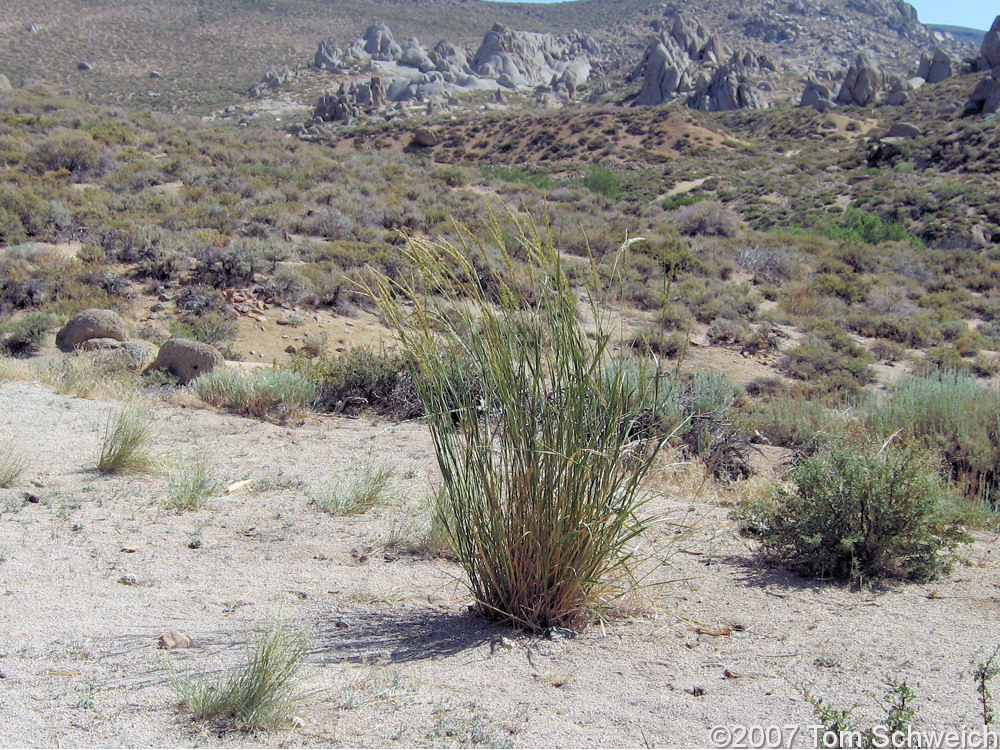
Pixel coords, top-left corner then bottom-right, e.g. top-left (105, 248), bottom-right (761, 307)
top-left (0, 381), bottom-right (998, 748)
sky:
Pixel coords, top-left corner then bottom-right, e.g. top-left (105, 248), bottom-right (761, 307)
top-left (484, 0), bottom-right (994, 32)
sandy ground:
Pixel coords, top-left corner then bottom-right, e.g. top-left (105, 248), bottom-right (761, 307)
top-left (1, 381), bottom-right (998, 748)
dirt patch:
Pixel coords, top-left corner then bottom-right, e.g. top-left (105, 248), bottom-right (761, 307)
top-left (0, 381), bottom-right (997, 747)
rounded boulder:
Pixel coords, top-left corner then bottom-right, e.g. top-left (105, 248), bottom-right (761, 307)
top-left (56, 309), bottom-right (128, 352)
top-left (146, 338), bottom-right (224, 384)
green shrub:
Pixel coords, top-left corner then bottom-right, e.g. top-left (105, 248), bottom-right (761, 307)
top-left (780, 325), bottom-right (875, 397)
top-left (194, 369), bottom-right (316, 422)
top-left (741, 397), bottom-right (848, 452)
top-left (583, 164), bottom-right (621, 201)
top-left (736, 442), bottom-right (968, 581)
top-left (365, 219), bottom-right (666, 631)
top-left (171, 624), bottom-right (309, 732)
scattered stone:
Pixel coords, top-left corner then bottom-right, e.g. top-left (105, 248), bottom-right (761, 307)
top-left (118, 574), bottom-right (140, 586)
top-left (412, 127), bottom-right (440, 147)
top-left (0, 75), bottom-right (11, 93)
top-left (290, 716), bottom-right (306, 729)
top-left (56, 309), bottom-right (128, 352)
top-left (965, 69), bottom-right (1000, 116)
top-left (23, 492), bottom-right (40, 504)
top-left (77, 61), bottom-right (92, 71)
top-left (887, 122), bottom-right (921, 139)
top-left (148, 70), bottom-right (161, 79)
top-left (146, 338), bottom-right (224, 384)
top-left (158, 630), bottom-right (193, 649)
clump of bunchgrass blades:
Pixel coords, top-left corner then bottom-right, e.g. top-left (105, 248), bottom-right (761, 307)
top-left (194, 369), bottom-right (317, 423)
top-left (364, 214), bottom-right (672, 632)
top-left (0, 440), bottom-right (25, 488)
top-left (309, 455), bottom-right (395, 515)
top-left (96, 402), bottom-right (154, 474)
top-left (171, 624), bottom-right (310, 732)
top-left (164, 453), bottom-right (221, 510)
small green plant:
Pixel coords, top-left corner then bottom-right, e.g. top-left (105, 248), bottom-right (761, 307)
top-left (96, 403), bottom-right (153, 474)
top-left (802, 678), bottom-right (918, 749)
top-left (194, 369), bottom-right (317, 422)
top-left (310, 458), bottom-right (395, 515)
top-left (736, 441), bottom-right (969, 581)
top-left (164, 454), bottom-right (220, 510)
top-left (0, 441), bottom-right (25, 488)
top-left (171, 624), bottom-right (309, 732)
top-left (973, 644), bottom-right (1000, 725)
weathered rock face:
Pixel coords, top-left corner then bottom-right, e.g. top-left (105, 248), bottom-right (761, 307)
top-left (314, 40), bottom-right (344, 71)
top-left (56, 309), bottom-right (128, 352)
top-left (688, 56), bottom-right (763, 112)
top-left (147, 339), bottom-right (224, 384)
top-left (887, 122), bottom-right (921, 138)
top-left (412, 127), bottom-right (440, 147)
top-left (915, 48), bottom-right (954, 84)
top-left (979, 16), bottom-right (1000, 70)
top-left (81, 338), bottom-right (156, 371)
top-left (800, 76), bottom-right (834, 110)
top-left (470, 24), bottom-right (595, 88)
top-left (835, 53), bottom-right (886, 106)
top-left (631, 35), bottom-right (693, 106)
top-left (248, 67), bottom-right (296, 98)
top-left (965, 69), bottom-right (1000, 115)
top-left (362, 22), bottom-right (401, 61)
top-left (399, 37), bottom-right (432, 71)
top-left (0, 74), bottom-right (11, 92)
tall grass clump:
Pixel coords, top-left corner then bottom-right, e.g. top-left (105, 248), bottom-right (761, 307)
top-left (364, 216), bottom-right (670, 631)
top-left (864, 371), bottom-right (1000, 508)
top-left (0, 441), bottom-right (25, 488)
top-left (171, 624), bottom-right (309, 732)
top-left (194, 369), bottom-right (317, 422)
top-left (735, 441), bottom-right (968, 581)
top-left (96, 402), bottom-right (153, 474)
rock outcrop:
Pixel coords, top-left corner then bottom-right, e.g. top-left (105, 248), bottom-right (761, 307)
top-left (147, 339), bottom-right (224, 384)
top-left (979, 16), bottom-right (1000, 70)
top-left (362, 22), bottom-right (402, 61)
top-left (56, 309), bottom-right (128, 352)
top-left (470, 24), bottom-right (595, 89)
top-left (631, 35), bottom-right (693, 106)
top-left (0, 74), bottom-right (11, 92)
top-left (81, 338), bottom-right (156, 371)
top-left (688, 56), bottom-right (763, 112)
top-left (964, 69), bottom-right (1000, 115)
top-left (835, 54), bottom-right (886, 106)
top-left (800, 76), bottom-right (835, 110)
top-left (915, 48), bottom-right (954, 84)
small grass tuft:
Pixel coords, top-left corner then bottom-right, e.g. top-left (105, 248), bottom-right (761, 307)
top-left (164, 454), bottom-right (221, 510)
top-left (171, 624), bottom-right (310, 732)
top-left (0, 441), bottom-right (25, 488)
top-left (309, 457), bottom-right (395, 516)
top-left (96, 402), bottom-right (153, 474)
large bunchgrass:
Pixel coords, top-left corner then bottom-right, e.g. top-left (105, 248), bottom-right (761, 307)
top-left (96, 402), bottom-right (153, 474)
top-left (194, 369), bottom-right (317, 422)
top-left (171, 624), bottom-right (309, 732)
top-left (364, 215), bottom-right (670, 631)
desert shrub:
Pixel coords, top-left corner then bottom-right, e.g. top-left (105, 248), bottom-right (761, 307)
top-left (0, 312), bottom-right (58, 357)
top-left (741, 397), bottom-right (848, 452)
top-left (365, 219), bottom-right (667, 631)
top-left (870, 338), bottom-right (905, 363)
top-left (583, 164), bottom-right (621, 201)
top-left (31, 129), bottom-right (103, 175)
top-left (864, 372), bottom-right (1000, 506)
top-left (780, 324), bottom-right (875, 397)
top-left (737, 243), bottom-right (791, 284)
top-left (194, 370), bottom-right (316, 422)
top-left (191, 243), bottom-right (264, 288)
top-left (735, 442), bottom-right (968, 581)
top-left (0, 441), bottom-right (25, 488)
top-left (676, 200), bottom-right (740, 237)
top-left (309, 457), bottom-right (394, 515)
top-left (171, 625), bottom-right (309, 732)
top-left (97, 402), bottom-right (153, 474)
top-left (681, 279), bottom-right (758, 323)
top-left (258, 267), bottom-right (311, 305)
top-left (286, 347), bottom-right (413, 414)
top-left (628, 327), bottom-right (687, 358)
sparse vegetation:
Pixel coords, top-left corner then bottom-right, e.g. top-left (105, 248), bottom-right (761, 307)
top-left (194, 369), bottom-right (317, 422)
top-left (310, 456), bottom-right (395, 515)
top-left (164, 454), bottom-right (220, 510)
top-left (0, 441), bottom-right (25, 488)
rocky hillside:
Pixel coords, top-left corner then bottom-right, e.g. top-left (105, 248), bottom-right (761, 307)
top-left (0, 0), bottom-right (979, 112)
